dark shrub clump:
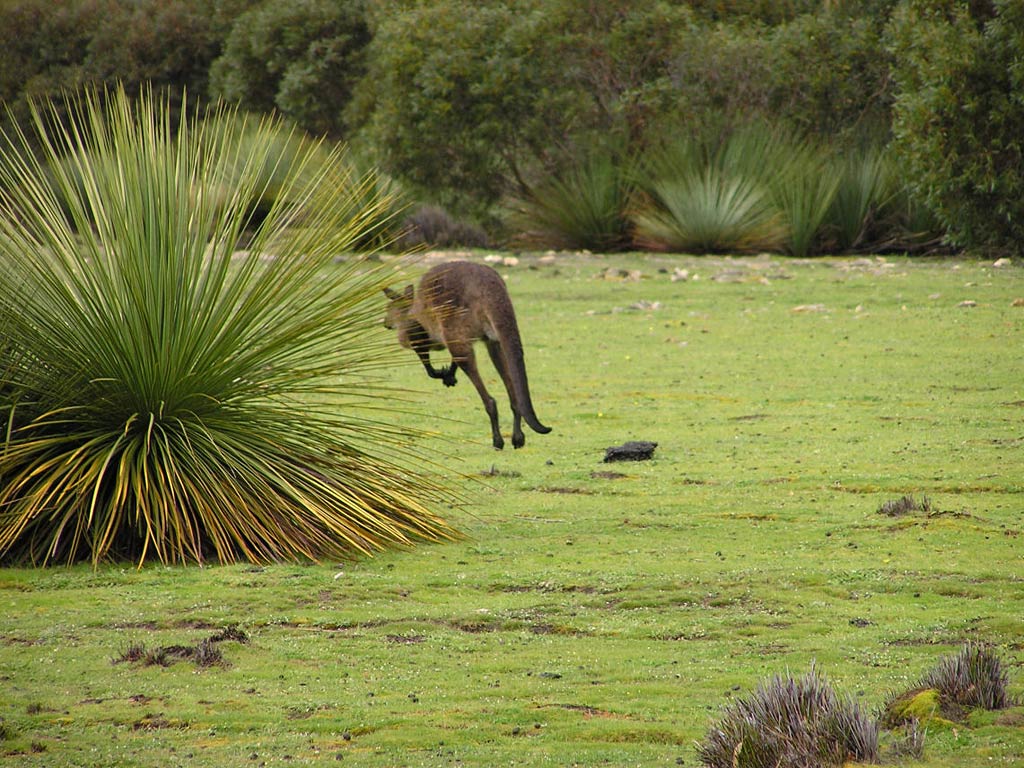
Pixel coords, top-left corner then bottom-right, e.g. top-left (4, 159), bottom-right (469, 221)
top-left (877, 494), bottom-right (931, 516)
top-left (923, 641), bottom-right (1011, 711)
top-left (698, 665), bottom-right (879, 768)
top-left (398, 205), bottom-right (489, 249)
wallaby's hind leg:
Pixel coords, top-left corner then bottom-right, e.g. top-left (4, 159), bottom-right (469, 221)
top-left (487, 340), bottom-right (524, 448)
top-left (451, 343), bottom-right (504, 450)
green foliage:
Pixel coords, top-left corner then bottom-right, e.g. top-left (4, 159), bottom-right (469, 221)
top-left (685, 0), bottom-right (820, 23)
top-left (827, 145), bottom-right (896, 252)
top-left (354, 1), bottom-right (562, 217)
top-left (6, 0), bottom-right (1024, 250)
top-left (541, 1), bottom-right (697, 143)
top-left (644, 6), bottom-right (896, 149)
top-left (659, 25), bottom-right (773, 141)
top-left (887, 0), bottom-right (1024, 253)
top-left (208, 0), bottom-right (370, 138)
top-left (766, 10), bottom-right (895, 142)
top-left (0, 0), bottom-right (250, 108)
top-left (633, 171), bottom-right (783, 254)
top-left (356, 0), bottom-right (693, 219)
top-left (632, 124), bottom-right (946, 256)
top-left (633, 125), bottom-right (842, 254)
top-left (824, 144), bottom-right (944, 254)
top-left (0, 86), bottom-right (457, 566)
top-left (698, 665), bottom-right (879, 767)
top-left (765, 134), bottom-right (841, 257)
top-left (0, 0), bottom-right (100, 103)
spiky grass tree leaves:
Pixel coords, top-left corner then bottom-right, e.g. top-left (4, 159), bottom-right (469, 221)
top-left (509, 151), bottom-right (636, 252)
top-left (632, 130), bottom-right (785, 254)
top-left (632, 170), bottom-right (783, 254)
top-left (0, 86), bottom-right (459, 566)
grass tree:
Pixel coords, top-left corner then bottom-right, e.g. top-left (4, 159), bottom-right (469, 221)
top-left (719, 123), bottom-right (839, 258)
top-left (509, 151), bottom-right (635, 252)
top-left (0, 86), bottom-right (459, 566)
top-left (826, 145), bottom-right (894, 253)
top-left (632, 132), bottom-right (785, 253)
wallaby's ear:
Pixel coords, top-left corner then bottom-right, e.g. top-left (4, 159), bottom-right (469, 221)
top-left (402, 285), bottom-right (414, 300)
top-left (383, 286), bottom-right (400, 300)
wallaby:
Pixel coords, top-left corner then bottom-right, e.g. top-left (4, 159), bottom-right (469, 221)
top-left (383, 260), bottom-right (551, 450)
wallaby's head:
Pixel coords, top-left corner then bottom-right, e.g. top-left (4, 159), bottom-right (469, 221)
top-left (382, 285), bottom-right (415, 330)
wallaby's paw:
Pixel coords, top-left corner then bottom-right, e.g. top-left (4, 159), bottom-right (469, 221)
top-left (512, 433), bottom-right (525, 449)
top-left (442, 368), bottom-right (458, 387)
top-left (492, 437), bottom-right (505, 450)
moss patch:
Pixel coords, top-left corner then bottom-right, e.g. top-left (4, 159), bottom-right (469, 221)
top-left (883, 688), bottom-right (958, 730)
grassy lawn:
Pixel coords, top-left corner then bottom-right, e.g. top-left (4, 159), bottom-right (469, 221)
top-left (1, 252), bottom-right (1022, 767)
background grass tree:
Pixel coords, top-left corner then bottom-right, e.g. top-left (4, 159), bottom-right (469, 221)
top-left (0, 86), bottom-right (458, 566)
top-left (508, 149), bottom-right (636, 252)
top-left (631, 128), bottom-right (787, 254)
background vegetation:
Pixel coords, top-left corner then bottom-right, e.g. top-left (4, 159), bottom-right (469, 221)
top-left (0, 0), bottom-right (1020, 255)
top-left (1, 252), bottom-right (1021, 765)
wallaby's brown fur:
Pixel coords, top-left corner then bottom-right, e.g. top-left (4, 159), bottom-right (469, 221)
top-left (384, 261), bottom-right (551, 450)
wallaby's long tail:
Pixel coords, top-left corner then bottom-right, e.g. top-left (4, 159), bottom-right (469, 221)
top-left (503, 332), bottom-right (551, 435)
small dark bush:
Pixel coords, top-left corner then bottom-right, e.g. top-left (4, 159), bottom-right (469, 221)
top-left (698, 665), bottom-right (879, 768)
top-left (877, 494), bottom-right (931, 516)
top-left (923, 641), bottom-right (1011, 711)
top-left (113, 642), bottom-right (148, 665)
top-left (145, 645), bottom-right (194, 667)
top-left (192, 639), bottom-right (225, 668)
top-left (398, 205), bottom-right (489, 250)
top-left (209, 625), bottom-right (249, 644)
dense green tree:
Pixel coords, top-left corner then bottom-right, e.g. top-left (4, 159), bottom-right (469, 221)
top-left (354, 1), bottom-right (560, 217)
top-left (208, 0), bottom-right (370, 138)
top-left (887, 0), bottom-right (1024, 253)
top-left (767, 10), bottom-right (894, 142)
top-left (0, 0), bottom-right (254, 141)
top-left (0, 0), bottom-right (108, 103)
top-left (0, 0), bottom-right (250, 101)
top-left (354, 0), bottom-right (694, 219)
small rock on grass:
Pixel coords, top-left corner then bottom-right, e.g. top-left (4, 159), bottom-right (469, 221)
top-left (604, 441), bottom-right (657, 462)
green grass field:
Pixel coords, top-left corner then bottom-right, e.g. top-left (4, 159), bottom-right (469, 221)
top-left (1, 252), bottom-right (1022, 767)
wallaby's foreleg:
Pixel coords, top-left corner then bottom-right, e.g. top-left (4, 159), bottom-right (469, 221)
top-left (487, 340), bottom-right (524, 448)
top-left (413, 344), bottom-right (457, 386)
top-left (451, 343), bottom-right (504, 450)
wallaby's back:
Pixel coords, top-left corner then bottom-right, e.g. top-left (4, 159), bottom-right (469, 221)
top-left (413, 261), bottom-right (514, 343)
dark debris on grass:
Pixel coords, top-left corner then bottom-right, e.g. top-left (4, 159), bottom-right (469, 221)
top-left (113, 625), bottom-right (249, 669)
